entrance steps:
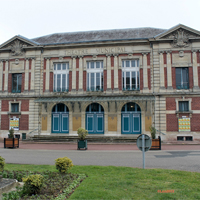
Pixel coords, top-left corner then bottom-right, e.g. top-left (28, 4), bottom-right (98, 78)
top-left (30, 135), bottom-right (138, 143)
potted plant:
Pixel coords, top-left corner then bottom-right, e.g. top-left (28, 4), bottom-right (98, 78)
top-left (77, 127), bottom-right (88, 150)
top-left (4, 128), bottom-right (19, 148)
top-left (149, 125), bottom-right (161, 150)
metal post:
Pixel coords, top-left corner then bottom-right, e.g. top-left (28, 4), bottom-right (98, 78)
top-left (142, 134), bottom-right (145, 169)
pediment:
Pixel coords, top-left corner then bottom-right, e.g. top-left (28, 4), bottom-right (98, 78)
top-left (0, 35), bottom-right (39, 56)
top-left (154, 24), bottom-right (200, 48)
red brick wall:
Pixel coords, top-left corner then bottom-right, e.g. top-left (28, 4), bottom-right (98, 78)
top-left (164, 67), bottom-right (167, 88)
top-left (166, 114), bottom-right (178, 131)
top-left (3, 61), bottom-right (5, 71)
top-left (103, 70), bottom-right (107, 91)
top-left (148, 68), bottom-right (151, 90)
top-left (19, 115), bottom-right (29, 130)
top-left (163, 53), bottom-right (167, 65)
top-left (43, 72), bottom-right (46, 92)
top-left (166, 97), bottom-right (176, 110)
top-left (1, 115), bottom-right (9, 130)
top-left (111, 56), bottom-right (114, 67)
top-left (76, 71), bottom-right (79, 90)
top-left (191, 52), bottom-right (193, 64)
top-left (189, 67), bottom-right (193, 89)
top-left (29, 73), bottom-right (31, 91)
top-left (21, 100), bottom-right (29, 111)
top-left (83, 71), bottom-right (86, 91)
top-left (191, 114), bottom-right (200, 131)
top-left (43, 59), bottom-right (46, 70)
top-left (76, 58), bottom-right (79, 68)
top-left (1, 100), bottom-right (9, 111)
top-left (111, 69), bottom-right (114, 90)
top-left (172, 68), bottom-right (176, 89)
top-left (2, 74), bottom-right (4, 92)
top-left (8, 74), bottom-right (12, 93)
top-left (49, 72), bottom-right (53, 92)
top-left (147, 53), bottom-right (150, 66)
top-left (118, 69), bottom-right (122, 90)
top-left (197, 52), bottom-right (200, 63)
top-left (140, 68), bottom-right (143, 90)
top-left (191, 97), bottom-right (200, 110)
top-left (69, 71), bottom-right (72, 91)
top-left (29, 59), bottom-right (31, 70)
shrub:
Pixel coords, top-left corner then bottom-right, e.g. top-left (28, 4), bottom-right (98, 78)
top-left (22, 174), bottom-right (44, 195)
top-left (0, 156), bottom-right (5, 172)
top-left (149, 125), bottom-right (156, 139)
top-left (8, 128), bottom-right (14, 138)
top-left (77, 127), bottom-right (88, 140)
top-left (55, 157), bottom-right (73, 173)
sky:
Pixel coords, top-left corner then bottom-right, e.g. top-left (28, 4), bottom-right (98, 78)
top-left (0, 0), bottom-right (200, 44)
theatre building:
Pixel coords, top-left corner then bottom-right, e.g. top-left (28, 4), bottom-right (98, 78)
top-left (0, 24), bottom-right (200, 142)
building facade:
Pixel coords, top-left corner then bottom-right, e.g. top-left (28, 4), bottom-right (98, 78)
top-left (0, 24), bottom-right (200, 141)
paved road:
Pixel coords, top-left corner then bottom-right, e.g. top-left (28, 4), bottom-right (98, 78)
top-left (1, 147), bottom-right (200, 172)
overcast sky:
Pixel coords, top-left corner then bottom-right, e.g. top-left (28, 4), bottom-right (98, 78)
top-left (0, 0), bottom-right (199, 44)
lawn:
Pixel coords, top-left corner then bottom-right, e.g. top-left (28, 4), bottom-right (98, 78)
top-left (4, 164), bottom-right (200, 200)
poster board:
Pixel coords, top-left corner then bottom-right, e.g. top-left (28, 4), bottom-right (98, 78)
top-left (10, 118), bottom-right (19, 130)
top-left (178, 118), bottom-right (190, 132)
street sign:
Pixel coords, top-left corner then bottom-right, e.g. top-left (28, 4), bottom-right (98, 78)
top-left (137, 134), bottom-right (152, 152)
top-left (136, 134), bottom-right (152, 169)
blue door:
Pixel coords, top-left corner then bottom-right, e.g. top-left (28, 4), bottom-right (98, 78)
top-left (86, 103), bottom-right (104, 134)
top-left (121, 103), bottom-right (141, 134)
top-left (52, 104), bottom-right (69, 133)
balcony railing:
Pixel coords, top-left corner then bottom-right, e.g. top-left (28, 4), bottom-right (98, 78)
top-left (123, 87), bottom-right (140, 91)
top-left (176, 85), bottom-right (189, 90)
top-left (53, 87), bottom-right (69, 92)
top-left (87, 86), bottom-right (103, 92)
top-left (12, 89), bottom-right (21, 93)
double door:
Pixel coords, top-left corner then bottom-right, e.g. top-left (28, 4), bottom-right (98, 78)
top-left (52, 113), bottom-right (69, 133)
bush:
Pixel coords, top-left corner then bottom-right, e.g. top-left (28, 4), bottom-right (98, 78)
top-left (149, 125), bottom-right (156, 139)
top-left (77, 127), bottom-right (88, 140)
top-left (22, 174), bottom-right (44, 195)
top-left (0, 156), bottom-right (5, 172)
top-left (8, 128), bottom-right (14, 138)
top-left (55, 157), bottom-right (73, 173)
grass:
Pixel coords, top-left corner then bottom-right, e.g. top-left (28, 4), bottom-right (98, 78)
top-left (4, 164), bottom-right (200, 200)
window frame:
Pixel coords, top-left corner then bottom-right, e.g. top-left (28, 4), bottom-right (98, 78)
top-left (12, 73), bottom-right (22, 93)
top-left (86, 61), bottom-right (104, 92)
top-left (53, 63), bottom-right (69, 92)
top-left (122, 59), bottom-right (140, 91)
top-left (175, 67), bottom-right (189, 90)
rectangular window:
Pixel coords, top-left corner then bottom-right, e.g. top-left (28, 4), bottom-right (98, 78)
top-left (87, 61), bottom-right (103, 91)
top-left (176, 67), bottom-right (189, 89)
top-left (12, 74), bottom-right (22, 93)
top-left (53, 63), bottom-right (69, 92)
top-left (179, 101), bottom-right (189, 112)
top-left (11, 103), bottom-right (19, 112)
top-left (122, 60), bottom-right (139, 90)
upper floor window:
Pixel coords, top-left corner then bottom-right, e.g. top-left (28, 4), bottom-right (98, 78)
top-left (122, 60), bottom-right (140, 91)
top-left (12, 74), bottom-right (22, 93)
top-left (11, 103), bottom-right (19, 112)
top-left (87, 61), bottom-right (103, 91)
top-left (53, 63), bottom-right (69, 92)
top-left (176, 67), bottom-right (189, 89)
top-left (179, 101), bottom-right (189, 112)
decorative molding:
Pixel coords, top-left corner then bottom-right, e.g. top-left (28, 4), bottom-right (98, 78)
top-left (9, 39), bottom-right (25, 56)
top-left (179, 51), bottom-right (184, 57)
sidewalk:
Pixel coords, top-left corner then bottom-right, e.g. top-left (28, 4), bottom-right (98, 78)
top-left (0, 141), bottom-right (200, 151)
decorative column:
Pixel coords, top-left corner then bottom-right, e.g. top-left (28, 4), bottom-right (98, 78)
top-left (71, 56), bottom-right (76, 92)
top-left (4, 60), bottom-right (8, 91)
top-left (192, 50), bottom-right (198, 90)
top-left (24, 58), bottom-right (29, 91)
top-left (166, 51), bottom-right (172, 89)
top-left (45, 58), bottom-right (50, 91)
top-left (142, 53), bottom-right (148, 91)
top-left (0, 61), bottom-right (3, 91)
top-left (159, 51), bottom-right (165, 89)
top-left (31, 58), bottom-right (35, 90)
top-left (113, 54), bottom-right (119, 91)
top-left (106, 54), bottom-right (111, 91)
top-left (78, 56), bottom-right (83, 92)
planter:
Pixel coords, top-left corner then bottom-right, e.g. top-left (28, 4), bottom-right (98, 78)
top-left (77, 139), bottom-right (87, 150)
top-left (150, 136), bottom-right (161, 150)
top-left (4, 138), bottom-right (19, 148)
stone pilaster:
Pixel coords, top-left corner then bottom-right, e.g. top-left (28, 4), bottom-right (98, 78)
top-left (192, 50), bottom-right (199, 90)
top-left (106, 54), bottom-right (111, 91)
top-left (159, 52), bottom-right (165, 89)
top-left (24, 59), bottom-right (29, 91)
top-left (113, 54), bottom-right (119, 91)
top-left (166, 51), bottom-right (172, 89)
top-left (45, 58), bottom-right (50, 91)
top-left (0, 61), bottom-right (3, 91)
top-left (4, 60), bottom-right (8, 91)
top-left (71, 56), bottom-right (76, 91)
top-left (31, 58), bottom-right (35, 90)
top-left (142, 53), bottom-right (148, 91)
top-left (78, 56), bottom-right (83, 92)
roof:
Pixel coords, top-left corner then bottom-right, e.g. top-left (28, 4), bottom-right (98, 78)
top-left (32, 27), bottom-right (166, 45)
